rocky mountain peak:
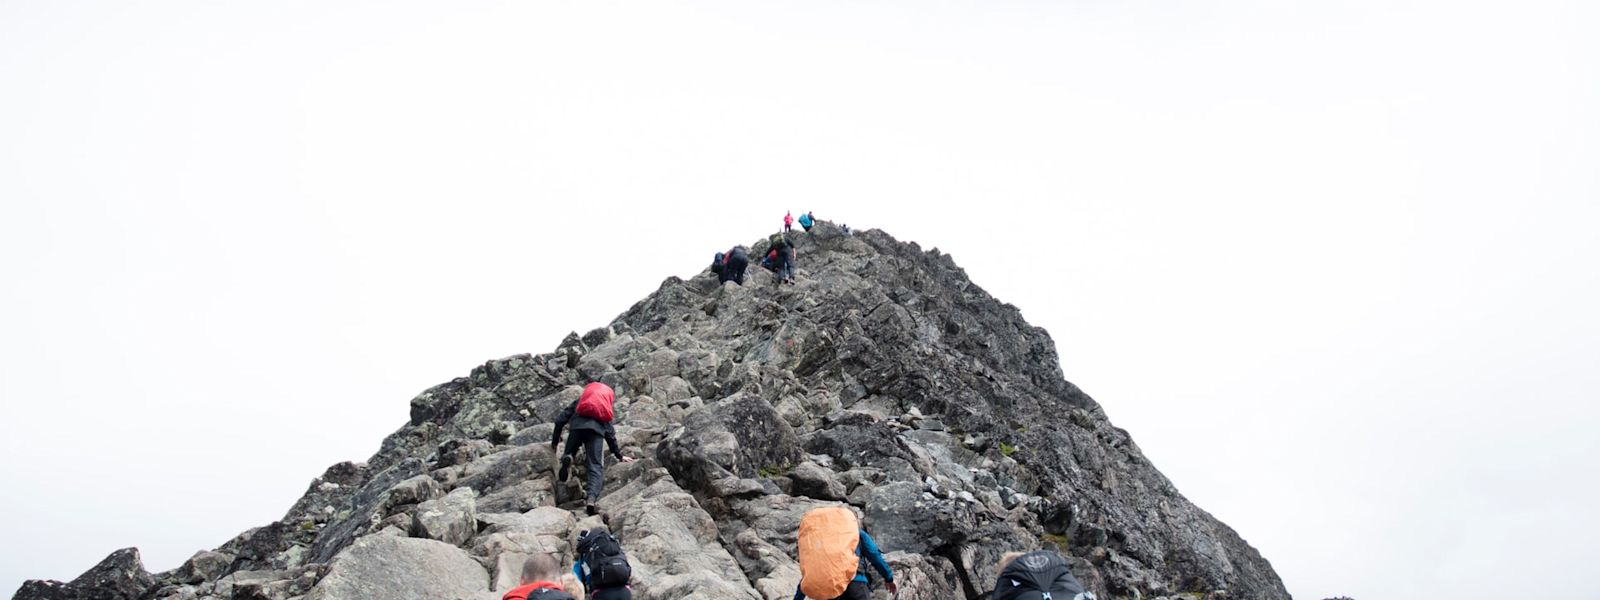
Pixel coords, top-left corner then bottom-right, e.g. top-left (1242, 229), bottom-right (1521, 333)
top-left (15, 221), bottom-right (1289, 600)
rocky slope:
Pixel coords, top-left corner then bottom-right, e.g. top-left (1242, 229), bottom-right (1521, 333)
top-left (14, 222), bottom-right (1290, 600)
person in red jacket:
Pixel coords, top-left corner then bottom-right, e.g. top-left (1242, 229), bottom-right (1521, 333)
top-left (553, 382), bottom-right (636, 515)
top-left (504, 554), bottom-right (577, 600)
top-left (784, 211), bottom-right (794, 232)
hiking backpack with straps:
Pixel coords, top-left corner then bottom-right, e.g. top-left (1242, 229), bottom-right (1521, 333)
top-left (992, 551), bottom-right (1095, 600)
top-left (578, 530), bottom-right (632, 589)
top-left (798, 506), bottom-right (860, 600)
top-left (575, 382), bottom-right (615, 423)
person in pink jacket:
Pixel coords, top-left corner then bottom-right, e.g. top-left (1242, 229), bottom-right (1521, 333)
top-left (784, 211), bottom-right (794, 232)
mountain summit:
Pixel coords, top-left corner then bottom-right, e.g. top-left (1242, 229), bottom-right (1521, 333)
top-left (15, 222), bottom-right (1289, 600)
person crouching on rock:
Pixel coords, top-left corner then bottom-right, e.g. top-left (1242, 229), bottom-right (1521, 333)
top-left (504, 554), bottom-right (577, 600)
top-left (573, 527), bottom-right (634, 600)
top-left (719, 246), bottom-right (749, 285)
top-left (552, 382), bottom-right (635, 515)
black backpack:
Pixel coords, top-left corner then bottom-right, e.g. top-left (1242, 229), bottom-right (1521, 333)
top-left (529, 588), bottom-right (576, 600)
top-left (578, 530), bottom-right (632, 589)
top-left (991, 551), bottom-right (1093, 600)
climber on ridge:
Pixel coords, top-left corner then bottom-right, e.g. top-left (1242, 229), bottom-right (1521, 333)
top-left (794, 506), bottom-right (896, 600)
top-left (503, 554), bottom-right (578, 600)
top-left (718, 246), bottom-right (749, 285)
top-left (991, 550), bottom-right (1095, 600)
top-left (798, 211), bottom-right (815, 232)
top-left (572, 527), bottom-right (635, 600)
top-left (552, 382), bottom-right (635, 515)
top-left (769, 233), bottom-right (796, 285)
top-left (784, 210), bottom-right (795, 232)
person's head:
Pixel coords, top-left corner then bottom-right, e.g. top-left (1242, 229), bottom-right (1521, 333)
top-left (520, 553), bottom-right (562, 585)
top-left (995, 552), bottom-right (1026, 577)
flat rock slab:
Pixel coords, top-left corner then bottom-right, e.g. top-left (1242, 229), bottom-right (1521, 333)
top-left (307, 536), bottom-right (488, 600)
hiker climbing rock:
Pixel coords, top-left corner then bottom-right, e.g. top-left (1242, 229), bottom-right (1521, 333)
top-left (573, 527), bottom-right (634, 600)
top-left (719, 246), bottom-right (749, 285)
top-left (799, 211), bottom-right (815, 232)
top-left (784, 210), bottom-right (794, 232)
top-left (552, 382), bottom-right (635, 515)
top-left (711, 251), bottom-right (725, 279)
top-left (794, 506), bottom-right (896, 600)
top-left (991, 551), bottom-right (1095, 600)
top-left (769, 234), bottom-right (796, 285)
top-left (503, 554), bottom-right (578, 600)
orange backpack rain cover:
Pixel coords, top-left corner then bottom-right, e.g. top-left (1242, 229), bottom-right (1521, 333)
top-left (797, 506), bottom-right (859, 599)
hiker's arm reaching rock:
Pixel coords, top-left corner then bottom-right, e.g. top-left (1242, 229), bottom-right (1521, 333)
top-left (605, 426), bottom-right (625, 461)
top-left (860, 531), bottom-right (894, 584)
top-left (552, 401), bottom-right (577, 447)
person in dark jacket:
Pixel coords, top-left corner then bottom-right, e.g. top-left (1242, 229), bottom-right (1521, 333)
top-left (719, 246), bottom-right (749, 285)
top-left (792, 529), bottom-right (895, 600)
top-left (772, 238), bottom-right (796, 284)
top-left (711, 251), bottom-right (726, 279)
top-left (990, 551), bottom-right (1094, 600)
top-left (552, 383), bottom-right (635, 515)
top-left (503, 554), bottom-right (577, 600)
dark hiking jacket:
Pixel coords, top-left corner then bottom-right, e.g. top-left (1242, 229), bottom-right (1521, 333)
top-left (553, 400), bottom-right (624, 460)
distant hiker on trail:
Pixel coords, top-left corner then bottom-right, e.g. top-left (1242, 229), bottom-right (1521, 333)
top-left (991, 551), bottom-right (1095, 600)
top-left (718, 246), bottom-right (749, 285)
top-left (762, 247), bottom-right (778, 272)
top-left (769, 233), bottom-right (796, 285)
top-left (552, 382), bottom-right (635, 515)
top-left (573, 527), bottom-right (634, 600)
top-left (784, 211), bottom-right (794, 232)
top-left (794, 506), bottom-right (895, 600)
top-left (798, 211), bottom-right (815, 232)
top-left (841, 223), bottom-right (852, 235)
top-left (711, 251), bottom-right (726, 279)
top-left (504, 554), bottom-right (578, 600)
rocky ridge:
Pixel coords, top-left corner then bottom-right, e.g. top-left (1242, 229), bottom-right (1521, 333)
top-left (14, 222), bottom-right (1290, 600)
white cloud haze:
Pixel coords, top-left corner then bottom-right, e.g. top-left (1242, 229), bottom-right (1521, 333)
top-left (2, 2), bottom-right (1596, 599)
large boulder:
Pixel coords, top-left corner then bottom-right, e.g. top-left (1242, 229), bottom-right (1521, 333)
top-left (787, 461), bottom-right (847, 501)
top-left (307, 536), bottom-right (489, 600)
top-left (883, 552), bottom-right (964, 600)
top-left (657, 393), bottom-right (804, 498)
top-left (600, 472), bottom-right (762, 600)
top-left (412, 487), bottom-right (479, 547)
top-left (12, 548), bottom-right (154, 600)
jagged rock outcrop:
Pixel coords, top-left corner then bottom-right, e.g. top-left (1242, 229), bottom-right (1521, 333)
top-left (14, 222), bottom-right (1288, 600)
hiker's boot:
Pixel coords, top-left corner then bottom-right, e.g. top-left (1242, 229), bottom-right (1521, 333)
top-left (558, 455), bottom-right (572, 482)
top-left (585, 500), bottom-right (599, 516)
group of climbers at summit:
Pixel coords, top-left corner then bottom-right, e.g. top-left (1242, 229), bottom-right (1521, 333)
top-left (715, 211), bottom-right (818, 287)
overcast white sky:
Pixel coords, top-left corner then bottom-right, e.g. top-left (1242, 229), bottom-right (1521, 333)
top-left (2, 2), bottom-right (1596, 599)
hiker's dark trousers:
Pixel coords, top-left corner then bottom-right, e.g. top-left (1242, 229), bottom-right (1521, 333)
top-left (829, 581), bottom-right (871, 600)
top-left (563, 429), bottom-right (607, 502)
